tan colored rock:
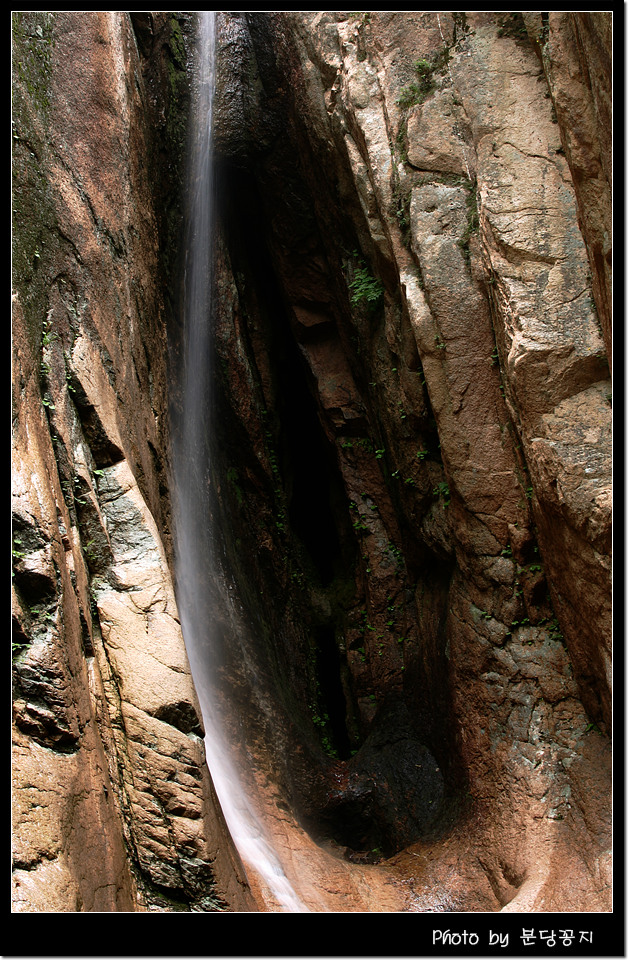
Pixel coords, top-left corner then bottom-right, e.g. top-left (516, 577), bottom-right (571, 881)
top-left (240, 9), bottom-right (613, 913)
top-left (406, 91), bottom-right (471, 176)
top-left (12, 10), bottom-right (252, 912)
top-left (457, 22), bottom-right (612, 728)
top-left (541, 13), bottom-right (612, 370)
top-left (12, 8), bottom-right (612, 916)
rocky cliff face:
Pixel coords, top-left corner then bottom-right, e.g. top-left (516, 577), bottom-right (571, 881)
top-left (12, 11), bottom-right (611, 913)
top-left (11, 11), bottom-right (252, 912)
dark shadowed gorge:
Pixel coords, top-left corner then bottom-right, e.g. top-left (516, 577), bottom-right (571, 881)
top-left (12, 11), bottom-right (612, 917)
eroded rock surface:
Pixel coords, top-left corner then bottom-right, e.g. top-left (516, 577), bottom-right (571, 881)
top-left (13, 10), bottom-right (611, 914)
top-left (200, 10), bottom-right (612, 912)
top-left (12, 11), bottom-right (251, 912)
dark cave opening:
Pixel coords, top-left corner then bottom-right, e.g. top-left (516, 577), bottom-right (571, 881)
top-left (215, 159), bottom-right (359, 760)
top-left (216, 161), bottom-right (353, 588)
top-left (213, 159), bottom-right (461, 855)
top-left (279, 346), bottom-right (345, 586)
top-left (321, 795), bottom-right (391, 859)
top-left (213, 142), bottom-right (466, 857)
top-left (315, 624), bottom-right (352, 760)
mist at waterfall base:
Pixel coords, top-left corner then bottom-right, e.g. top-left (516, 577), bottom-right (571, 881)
top-left (170, 12), bottom-right (307, 913)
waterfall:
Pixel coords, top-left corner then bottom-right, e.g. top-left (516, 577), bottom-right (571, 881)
top-left (171, 11), bottom-right (308, 913)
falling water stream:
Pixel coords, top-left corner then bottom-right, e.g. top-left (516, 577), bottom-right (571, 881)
top-left (171, 12), bottom-right (308, 912)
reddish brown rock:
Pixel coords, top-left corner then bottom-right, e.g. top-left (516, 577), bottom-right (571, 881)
top-left (205, 10), bottom-right (611, 913)
top-left (12, 9), bottom-right (612, 915)
top-left (12, 11), bottom-right (252, 912)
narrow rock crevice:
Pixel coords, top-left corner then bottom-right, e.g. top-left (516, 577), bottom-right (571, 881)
top-left (12, 10), bottom-right (612, 915)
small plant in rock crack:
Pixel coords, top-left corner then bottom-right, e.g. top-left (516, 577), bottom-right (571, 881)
top-left (433, 480), bottom-right (451, 507)
top-left (349, 262), bottom-right (384, 307)
top-left (12, 536), bottom-right (27, 562)
top-left (396, 48), bottom-right (451, 109)
top-left (348, 11), bottom-right (372, 25)
top-left (387, 542), bottom-right (404, 569)
top-left (547, 618), bottom-right (564, 643)
top-left (12, 639), bottom-right (29, 657)
top-left (396, 80), bottom-right (424, 110)
top-left (41, 317), bottom-right (57, 349)
top-left (459, 185), bottom-right (480, 262)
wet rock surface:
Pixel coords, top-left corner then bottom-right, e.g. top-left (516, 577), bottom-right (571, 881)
top-left (12, 11), bottom-right (252, 912)
top-left (202, 10), bottom-right (612, 912)
top-left (12, 11), bottom-right (611, 913)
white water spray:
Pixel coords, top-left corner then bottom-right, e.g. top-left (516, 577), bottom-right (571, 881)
top-left (171, 11), bottom-right (307, 913)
